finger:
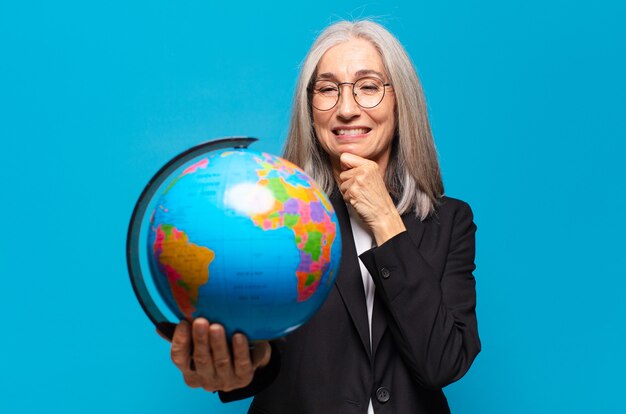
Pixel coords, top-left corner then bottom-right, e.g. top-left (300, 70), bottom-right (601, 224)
top-left (340, 178), bottom-right (363, 201)
top-left (251, 341), bottom-right (272, 370)
top-left (192, 318), bottom-right (215, 378)
top-left (339, 184), bottom-right (358, 207)
top-left (170, 320), bottom-right (192, 372)
top-left (209, 324), bottom-right (234, 379)
top-left (232, 333), bottom-right (254, 380)
top-left (340, 152), bottom-right (367, 170)
top-left (339, 177), bottom-right (353, 194)
top-left (181, 368), bottom-right (203, 389)
top-left (339, 168), bottom-right (358, 182)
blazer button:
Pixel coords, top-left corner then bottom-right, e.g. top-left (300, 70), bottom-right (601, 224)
top-left (380, 267), bottom-right (390, 279)
top-left (376, 386), bottom-right (391, 403)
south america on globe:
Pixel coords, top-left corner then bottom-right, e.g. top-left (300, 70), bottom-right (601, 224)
top-left (127, 138), bottom-right (341, 341)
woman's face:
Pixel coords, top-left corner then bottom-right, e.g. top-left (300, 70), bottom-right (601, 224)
top-left (312, 38), bottom-right (396, 174)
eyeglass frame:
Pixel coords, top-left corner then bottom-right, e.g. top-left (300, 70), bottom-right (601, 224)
top-left (308, 77), bottom-right (393, 111)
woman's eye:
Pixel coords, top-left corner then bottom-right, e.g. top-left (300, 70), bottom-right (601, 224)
top-left (318, 86), bottom-right (338, 94)
top-left (359, 84), bottom-right (380, 93)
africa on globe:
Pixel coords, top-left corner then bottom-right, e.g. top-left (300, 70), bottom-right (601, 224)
top-left (127, 138), bottom-right (342, 341)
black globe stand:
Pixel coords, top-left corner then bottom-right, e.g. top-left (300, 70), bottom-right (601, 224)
top-left (156, 321), bottom-right (177, 340)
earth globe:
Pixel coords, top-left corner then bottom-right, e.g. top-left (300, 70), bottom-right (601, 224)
top-left (127, 137), bottom-right (342, 341)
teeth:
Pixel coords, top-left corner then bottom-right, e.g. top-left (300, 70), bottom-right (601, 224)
top-left (335, 128), bottom-right (369, 135)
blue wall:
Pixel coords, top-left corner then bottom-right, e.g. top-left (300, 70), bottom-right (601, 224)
top-left (1, 1), bottom-right (625, 412)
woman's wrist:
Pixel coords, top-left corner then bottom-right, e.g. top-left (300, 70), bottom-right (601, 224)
top-left (371, 212), bottom-right (406, 246)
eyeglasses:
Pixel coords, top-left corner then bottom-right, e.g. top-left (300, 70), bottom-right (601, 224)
top-left (309, 77), bottom-right (392, 111)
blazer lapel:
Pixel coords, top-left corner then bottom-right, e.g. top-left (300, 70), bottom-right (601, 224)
top-left (401, 213), bottom-right (426, 249)
top-left (371, 212), bottom-right (426, 357)
top-left (330, 189), bottom-right (371, 357)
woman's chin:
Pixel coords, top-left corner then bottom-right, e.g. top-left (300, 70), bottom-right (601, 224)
top-left (335, 143), bottom-right (365, 157)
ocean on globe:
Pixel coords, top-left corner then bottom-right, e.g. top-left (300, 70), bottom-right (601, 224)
top-left (146, 147), bottom-right (341, 340)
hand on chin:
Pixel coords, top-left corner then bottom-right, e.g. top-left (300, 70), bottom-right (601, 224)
top-left (337, 153), bottom-right (405, 245)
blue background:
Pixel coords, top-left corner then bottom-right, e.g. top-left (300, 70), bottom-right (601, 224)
top-left (1, 0), bottom-right (624, 412)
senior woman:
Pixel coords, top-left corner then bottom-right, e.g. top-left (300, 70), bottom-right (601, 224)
top-left (166, 20), bottom-right (481, 413)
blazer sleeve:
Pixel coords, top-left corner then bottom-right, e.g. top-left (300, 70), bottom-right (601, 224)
top-left (359, 200), bottom-right (481, 389)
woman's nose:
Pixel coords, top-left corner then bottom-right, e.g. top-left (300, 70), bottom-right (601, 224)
top-left (336, 86), bottom-right (361, 119)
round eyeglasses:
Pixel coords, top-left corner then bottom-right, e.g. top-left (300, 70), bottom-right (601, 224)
top-left (310, 77), bottom-right (392, 111)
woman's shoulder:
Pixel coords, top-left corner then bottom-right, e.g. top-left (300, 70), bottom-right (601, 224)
top-left (437, 195), bottom-right (472, 212)
top-left (428, 195), bottom-right (475, 225)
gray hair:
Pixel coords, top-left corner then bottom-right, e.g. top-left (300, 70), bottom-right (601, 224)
top-left (283, 20), bottom-right (444, 220)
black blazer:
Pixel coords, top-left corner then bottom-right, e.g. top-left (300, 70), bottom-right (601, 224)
top-left (221, 191), bottom-right (481, 413)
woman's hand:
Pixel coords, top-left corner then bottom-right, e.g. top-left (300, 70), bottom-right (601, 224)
top-left (338, 152), bottom-right (406, 245)
top-left (163, 318), bottom-right (271, 392)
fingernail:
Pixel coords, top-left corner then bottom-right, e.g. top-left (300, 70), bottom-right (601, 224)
top-left (234, 334), bottom-right (244, 345)
top-left (196, 324), bottom-right (207, 335)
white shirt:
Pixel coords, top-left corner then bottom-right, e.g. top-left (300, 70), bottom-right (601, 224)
top-left (347, 205), bottom-right (376, 414)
